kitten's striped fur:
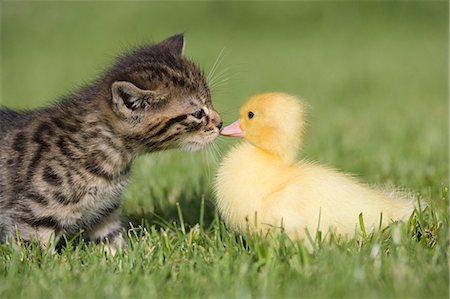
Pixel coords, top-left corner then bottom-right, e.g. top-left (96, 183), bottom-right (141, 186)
top-left (0, 34), bottom-right (222, 252)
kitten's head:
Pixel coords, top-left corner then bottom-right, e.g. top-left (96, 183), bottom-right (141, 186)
top-left (104, 34), bottom-right (222, 153)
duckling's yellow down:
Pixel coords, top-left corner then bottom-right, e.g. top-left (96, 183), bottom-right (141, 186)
top-left (215, 93), bottom-right (414, 240)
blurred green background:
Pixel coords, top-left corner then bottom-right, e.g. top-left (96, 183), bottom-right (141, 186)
top-left (1, 1), bottom-right (448, 225)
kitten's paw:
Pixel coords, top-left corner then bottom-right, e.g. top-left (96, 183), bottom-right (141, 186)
top-left (103, 233), bottom-right (126, 256)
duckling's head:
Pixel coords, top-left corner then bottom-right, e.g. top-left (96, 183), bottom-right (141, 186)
top-left (221, 93), bottom-right (306, 163)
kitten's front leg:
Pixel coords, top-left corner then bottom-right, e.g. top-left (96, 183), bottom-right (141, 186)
top-left (16, 224), bottom-right (60, 252)
top-left (86, 209), bottom-right (125, 255)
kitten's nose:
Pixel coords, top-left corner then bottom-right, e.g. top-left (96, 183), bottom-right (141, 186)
top-left (210, 109), bottom-right (222, 130)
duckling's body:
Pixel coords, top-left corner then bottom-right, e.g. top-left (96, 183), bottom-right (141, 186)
top-left (215, 93), bottom-right (414, 240)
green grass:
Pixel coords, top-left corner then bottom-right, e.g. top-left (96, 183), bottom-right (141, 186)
top-left (1, 1), bottom-right (448, 298)
top-left (0, 200), bottom-right (448, 298)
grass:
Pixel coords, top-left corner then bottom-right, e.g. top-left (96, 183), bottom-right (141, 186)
top-left (0, 198), bottom-right (448, 298)
top-left (0, 1), bottom-right (448, 298)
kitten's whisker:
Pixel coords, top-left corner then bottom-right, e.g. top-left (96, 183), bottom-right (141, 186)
top-left (214, 139), bottom-right (229, 157)
top-left (207, 146), bottom-right (215, 178)
top-left (214, 143), bottom-right (225, 159)
top-left (211, 66), bottom-right (232, 82)
top-left (209, 63), bottom-right (232, 91)
top-left (207, 47), bottom-right (226, 83)
top-left (204, 144), bottom-right (217, 180)
top-left (209, 142), bottom-right (223, 165)
top-left (208, 145), bottom-right (219, 166)
top-left (210, 79), bottom-right (231, 90)
top-left (210, 77), bottom-right (231, 87)
top-left (210, 73), bottom-right (233, 90)
top-left (210, 143), bottom-right (220, 164)
top-left (200, 148), bottom-right (211, 182)
top-left (209, 67), bottom-right (232, 89)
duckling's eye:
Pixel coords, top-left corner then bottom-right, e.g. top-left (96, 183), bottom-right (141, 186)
top-left (191, 109), bottom-right (204, 119)
top-left (248, 111), bottom-right (255, 119)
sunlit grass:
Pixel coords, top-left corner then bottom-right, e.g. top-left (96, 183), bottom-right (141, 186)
top-left (0, 191), bottom-right (448, 298)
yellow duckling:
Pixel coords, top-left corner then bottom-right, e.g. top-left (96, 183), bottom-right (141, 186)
top-left (215, 93), bottom-right (415, 241)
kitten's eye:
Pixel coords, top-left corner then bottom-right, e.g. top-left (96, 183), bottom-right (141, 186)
top-left (191, 109), bottom-right (204, 119)
top-left (248, 111), bottom-right (255, 119)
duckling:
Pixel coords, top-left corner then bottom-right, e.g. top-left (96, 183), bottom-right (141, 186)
top-left (215, 93), bottom-right (415, 241)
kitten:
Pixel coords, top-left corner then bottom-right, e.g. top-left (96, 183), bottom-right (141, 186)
top-left (0, 34), bottom-right (222, 253)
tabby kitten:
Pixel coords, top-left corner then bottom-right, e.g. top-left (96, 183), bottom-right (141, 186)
top-left (0, 34), bottom-right (222, 252)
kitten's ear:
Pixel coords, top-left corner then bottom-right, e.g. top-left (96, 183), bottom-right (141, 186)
top-left (159, 33), bottom-right (185, 56)
top-left (111, 81), bottom-right (165, 118)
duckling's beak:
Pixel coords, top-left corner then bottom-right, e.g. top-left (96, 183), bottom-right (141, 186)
top-left (220, 119), bottom-right (244, 137)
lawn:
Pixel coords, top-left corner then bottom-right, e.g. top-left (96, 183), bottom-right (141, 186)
top-left (0, 1), bottom-right (448, 298)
